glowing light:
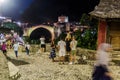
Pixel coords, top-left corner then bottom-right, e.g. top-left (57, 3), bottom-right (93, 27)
top-left (0, 0), bottom-right (4, 3)
top-left (0, 16), bottom-right (6, 19)
top-left (0, 0), bottom-right (16, 14)
top-left (16, 21), bottom-right (21, 26)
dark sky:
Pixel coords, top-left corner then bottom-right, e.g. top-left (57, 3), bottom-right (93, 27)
top-left (1, 0), bottom-right (100, 22)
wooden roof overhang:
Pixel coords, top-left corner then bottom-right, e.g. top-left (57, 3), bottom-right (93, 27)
top-left (89, 0), bottom-right (120, 21)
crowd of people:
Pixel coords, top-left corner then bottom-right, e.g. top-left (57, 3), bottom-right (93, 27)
top-left (49, 32), bottom-right (78, 65)
top-left (0, 41), bottom-right (31, 58)
top-left (0, 32), bottom-right (30, 58)
top-left (0, 31), bottom-right (113, 80)
top-left (49, 32), bottom-right (113, 80)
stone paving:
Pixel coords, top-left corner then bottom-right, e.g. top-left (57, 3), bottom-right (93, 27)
top-left (0, 51), bottom-right (9, 80)
top-left (5, 49), bottom-right (120, 80)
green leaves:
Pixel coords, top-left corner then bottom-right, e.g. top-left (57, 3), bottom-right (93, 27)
top-left (74, 28), bottom-right (97, 50)
top-left (1, 22), bottom-right (23, 36)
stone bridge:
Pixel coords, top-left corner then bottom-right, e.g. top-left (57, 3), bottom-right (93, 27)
top-left (23, 25), bottom-right (55, 42)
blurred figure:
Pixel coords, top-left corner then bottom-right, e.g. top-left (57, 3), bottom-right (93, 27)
top-left (65, 31), bottom-right (71, 55)
top-left (49, 40), bottom-right (56, 62)
top-left (1, 42), bottom-right (7, 56)
top-left (57, 37), bottom-right (66, 64)
top-left (65, 37), bottom-right (71, 62)
top-left (65, 31), bottom-right (72, 56)
top-left (57, 27), bottom-right (61, 37)
top-left (40, 36), bottom-right (46, 53)
top-left (65, 31), bottom-right (71, 40)
top-left (69, 36), bottom-right (77, 64)
top-left (25, 42), bottom-right (30, 55)
top-left (7, 40), bottom-right (12, 49)
top-left (13, 42), bottom-right (19, 58)
top-left (92, 43), bottom-right (113, 80)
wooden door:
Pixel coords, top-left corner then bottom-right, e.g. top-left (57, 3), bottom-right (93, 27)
top-left (109, 22), bottom-right (120, 50)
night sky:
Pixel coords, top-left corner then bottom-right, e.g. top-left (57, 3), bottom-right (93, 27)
top-left (1, 0), bottom-right (100, 22)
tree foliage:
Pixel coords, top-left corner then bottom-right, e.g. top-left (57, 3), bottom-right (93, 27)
top-left (2, 22), bottom-right (23, 36)
top-left (74, 28), bottom-right (97, 50)
top-left (80, 13), bottom-right (90, 26)
top-left (74, 14), bottom-right (98, 50)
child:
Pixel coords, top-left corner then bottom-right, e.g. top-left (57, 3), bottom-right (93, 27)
top-left (25, 42), bottom-right (30, 55)
top-left (1, 42), bottom-right (7, 56)
top-left (49, 41), bottom-right (56, 62)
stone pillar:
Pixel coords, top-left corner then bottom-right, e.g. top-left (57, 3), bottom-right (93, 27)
top-left (97, 20), bottom-right (107, 48)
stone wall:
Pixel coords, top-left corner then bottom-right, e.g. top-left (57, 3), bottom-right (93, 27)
top-left (77, 48), bottom-right (120, 65)
top-left (77, 48), bottom-right (96, 60)
top-left (20, 44), bottom-right (51, 53)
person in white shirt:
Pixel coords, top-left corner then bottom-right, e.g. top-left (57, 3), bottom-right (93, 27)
top-left (40, 36), bottom-right (46, 53)
top-left (57, 37), bottom-right (66, 64)
top-left (69, 36), bottom-right (77, 64)
top-left (13, 41), bottom-right (19, 58)
top-left (25, 42), bottom-right (30, 55)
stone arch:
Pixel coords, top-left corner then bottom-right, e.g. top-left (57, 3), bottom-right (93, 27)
top-left (28, 25), bottom-right (54, 42)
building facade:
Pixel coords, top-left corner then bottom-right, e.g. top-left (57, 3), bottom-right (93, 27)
top-left (90, 0), bottom-right (120, 50)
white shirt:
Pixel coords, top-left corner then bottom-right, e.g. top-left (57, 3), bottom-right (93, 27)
top-left (25, 44), bottom-right (30, 50)
top-left (95, 43), bottom-right (111, 66)
top-left (96, 51), bottom-right (110, 66)
top-left (40, 37), bottom-right (45, 44)
top-left (13, 43), bottom-right (19, 51)
top-left (70, 40), bottom-right (77, 50)
top-left (58, 40), bottom-right (66, 50)
top-left (58, 40), bottom-right (66, 56)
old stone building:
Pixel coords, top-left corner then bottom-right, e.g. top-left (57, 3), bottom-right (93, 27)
top-left (90, 0), bottom-right (120, 50)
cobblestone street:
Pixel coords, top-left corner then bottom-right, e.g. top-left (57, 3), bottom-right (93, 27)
top-left (5, 49), bottom-right (120, 80)
top-left (0, 0), bottom-right (120, 80)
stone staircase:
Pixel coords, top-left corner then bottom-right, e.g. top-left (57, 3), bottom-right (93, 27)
top-left (8, 61), bottom-right (20, 80)
top-left (111, 51), bottom-right (120, 66)
top-left (112, 51), bottom-right (120, 59)
top-left (0, 51), bottom-right (20, 80)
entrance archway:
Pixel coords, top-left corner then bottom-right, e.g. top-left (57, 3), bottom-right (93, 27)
top-left (30, 28), bottom-right (52, 42)
top-left (29, 25), bottom-right (54, 43)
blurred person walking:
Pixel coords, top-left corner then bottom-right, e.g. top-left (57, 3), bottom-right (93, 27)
top-left (92, 43), bottom-right (113, 80)
top-left (25, 42), bottom-right (30, 56)
top-left (13, 42), bottom-right (19, 58)
top-left (1, 42), bottom-right (7, 57)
